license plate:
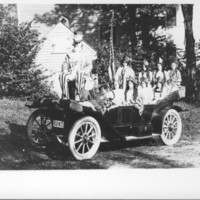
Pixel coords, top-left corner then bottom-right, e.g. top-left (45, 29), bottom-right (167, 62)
top-left (53, 120), bottom-right (64, 128)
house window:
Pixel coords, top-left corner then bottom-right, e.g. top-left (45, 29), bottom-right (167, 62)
top-left (166, 7), bottom-right (177, 27)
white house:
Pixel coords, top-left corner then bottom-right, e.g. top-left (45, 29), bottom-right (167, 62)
top-left (35, 17), bottom-right (97, 97)
top-left (165, 4), bottom-right (200, 50)
top-left (17, 4), bottom-right (97, 97)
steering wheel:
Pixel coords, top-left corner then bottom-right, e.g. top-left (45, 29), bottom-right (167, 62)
top-left (98, 84), bottom-right (115, 108)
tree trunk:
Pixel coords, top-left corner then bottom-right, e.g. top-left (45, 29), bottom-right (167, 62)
top-left (141, 14), bottom-right (150, 49)
top-left (127, 5), bottom-right (137, 54)
top-left (181, 4), bottom-right (196, 100)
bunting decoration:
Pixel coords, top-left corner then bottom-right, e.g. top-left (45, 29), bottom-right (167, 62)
top-left (108, 10), bottom-right (116, 88)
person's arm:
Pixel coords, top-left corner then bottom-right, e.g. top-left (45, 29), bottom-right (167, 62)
top-left (149, 71), bottom-right (153, 82)
top-left (82, 60), bottom-right (93, 75)
top-left (164, 70), bottom-right (169, 81)
top-left (130, 68), bottom-right (135, 79)
top-left (138, 72), bottom-right (142, 83)
top-left (148, 87), bottom-right (154, 103)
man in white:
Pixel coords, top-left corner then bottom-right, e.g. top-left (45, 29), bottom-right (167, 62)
top-left (115, 56), bottom-right (135, 91)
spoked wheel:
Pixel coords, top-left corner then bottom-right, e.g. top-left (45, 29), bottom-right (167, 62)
top-left (68, 116), bottom-right (101, 160)
top-left (160, 109), bottom-right (182, 145)
top-left (26, 109), bottom-right (54, 149)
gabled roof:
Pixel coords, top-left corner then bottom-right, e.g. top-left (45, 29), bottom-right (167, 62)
top-left (42, 21), bottom-right (97, 55)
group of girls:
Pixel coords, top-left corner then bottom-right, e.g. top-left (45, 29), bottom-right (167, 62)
top-left (59, 33), bottom-right (182, 115)
top-left (119, 58), bottom-right (182, 107)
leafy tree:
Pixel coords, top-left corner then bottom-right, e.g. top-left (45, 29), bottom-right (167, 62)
top-left (0, 7), bottom-right (52, 100)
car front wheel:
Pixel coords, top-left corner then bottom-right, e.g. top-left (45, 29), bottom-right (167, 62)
top-left (160, 109), bottom-right (182, 145)
top-left (68, 116), bottom-right (101, 160)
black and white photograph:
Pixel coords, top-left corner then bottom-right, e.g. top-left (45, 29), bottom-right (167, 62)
top-left (0, 0), bottom-right (200, 199)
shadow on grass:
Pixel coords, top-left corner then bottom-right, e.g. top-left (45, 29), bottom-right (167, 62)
top-left (2, 123), bottom-right (160, 158)
top-left (99, 137), bottom-right (160, 153)
top-left (6, 123), bottom-right (106, 169)
top-left (8, 123), bottom-right (72, 159)
top-left (0, 123), bottom-right (28, 151)
top-left (0, 123), bottom-right (192, 169)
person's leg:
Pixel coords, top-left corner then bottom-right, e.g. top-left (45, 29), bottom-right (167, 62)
top-left (59, 72), bottom-right (65, 98)
top-left (68, 80), bottom-right (76, 100)
top-left (75, 70), bottom-right (84, 101)
top-left (59, 72), bottom-right (70, 99)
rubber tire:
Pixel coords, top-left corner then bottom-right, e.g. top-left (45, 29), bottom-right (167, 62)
top-left (68, 116), bottom-right (101, 160)
top-left (26, 109), bottom-right (53, 150)
top-left (160, 109), bottom-right (182, 146)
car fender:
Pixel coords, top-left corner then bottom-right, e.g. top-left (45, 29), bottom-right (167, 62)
top-left (151, 104), bottom-right (185, 134)
top-left (151, 107), bottom-right (170, 134)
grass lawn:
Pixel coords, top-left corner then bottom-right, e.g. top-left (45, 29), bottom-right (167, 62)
top-left (0, 98), bottom-right (199, 169)
top-left (0, 98), bottom-right (35, 169)
top-left (0, 98), bottom-right (31, 135)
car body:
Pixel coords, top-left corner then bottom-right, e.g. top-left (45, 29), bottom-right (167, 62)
top-left (26, 87), bottom-right (185, 160)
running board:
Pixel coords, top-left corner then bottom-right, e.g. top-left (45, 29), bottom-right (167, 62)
top-left (56, 134), bottom-right (160, 145)
top-left (125, 134), bottom-right (160, 141)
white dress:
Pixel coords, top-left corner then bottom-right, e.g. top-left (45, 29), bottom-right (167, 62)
top-left (138, 86), bottom-right (154, 104)
top-left (155, 71), bottom-right (164, 82)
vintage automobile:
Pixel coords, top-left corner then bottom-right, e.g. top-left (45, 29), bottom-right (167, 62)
top-left (25, 85), bottom-right (186, 160)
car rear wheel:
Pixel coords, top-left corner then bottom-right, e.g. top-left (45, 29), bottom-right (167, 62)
top-left (160, 109), bottom-right (182, 145)
top-left (26, 109), bottom-right (53, 149)
top-left (68, 116), bottom-right (101, 160)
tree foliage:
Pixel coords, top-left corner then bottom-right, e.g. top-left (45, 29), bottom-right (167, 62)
top-left (0, 6), bottom-right (52, 100)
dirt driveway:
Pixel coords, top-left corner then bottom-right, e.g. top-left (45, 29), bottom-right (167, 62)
top-left (0, 109), bottom-right (200, 170)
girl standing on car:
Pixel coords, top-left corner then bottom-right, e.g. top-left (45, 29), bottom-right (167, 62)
top-left (115, 56), bottom-right (135, 91)
top-left (138, 59), bottom-right (153, 86)
top-left (154, 63), bottom-right (165, 84)
top-left (168, 61), bottom-right (182, 93)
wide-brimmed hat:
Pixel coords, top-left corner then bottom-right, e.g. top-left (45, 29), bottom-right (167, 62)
top-left (84, 76), bottom-right (94, 90)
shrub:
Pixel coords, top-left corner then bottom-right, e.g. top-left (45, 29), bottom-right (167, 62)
top-left (0, 8), bottom-right (52, 100)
